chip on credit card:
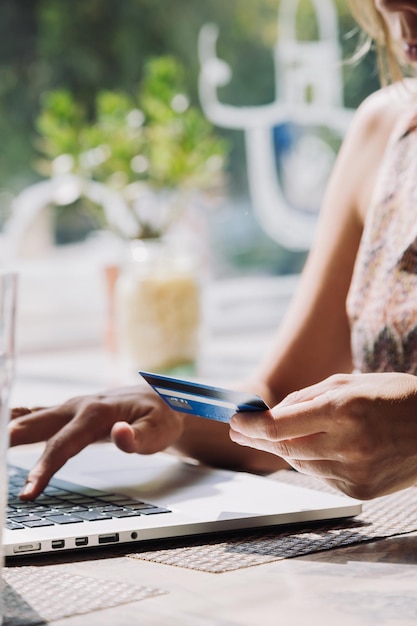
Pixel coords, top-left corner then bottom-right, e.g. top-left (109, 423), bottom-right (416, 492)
top-left (139, 371), bottom-right (270, 424)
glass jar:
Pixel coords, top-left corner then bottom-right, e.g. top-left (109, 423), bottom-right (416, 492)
top-left (114, 239), bottom-right (201, 375)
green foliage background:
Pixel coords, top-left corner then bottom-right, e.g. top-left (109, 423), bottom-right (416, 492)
top-left (0, 0), bottom-right (379, 273)
top-left (0, 0), bottom-right (378, 193)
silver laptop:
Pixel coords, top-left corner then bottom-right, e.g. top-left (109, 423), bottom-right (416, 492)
top-left (4, 442), bottom-right (361, 558)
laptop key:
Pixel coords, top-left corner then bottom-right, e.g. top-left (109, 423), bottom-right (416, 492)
top-left (138, 507), bottom-right (171, 515)
top-left (97, 494), bottom-right (130, 502)
top-left (8, 514), bottom-right (44, 523)
top-left (126, 502), bottom-right (158, 510)
top-left (71, 511), bottom-right (113, 521)
top-left (22, 519), bottom-right (56, 528)
top-left (5, 520), bottom-right (25, 530)
top-left (109, 509), bottom-right (144, 518)
top-left (45, 514), bottom-right (85, 524)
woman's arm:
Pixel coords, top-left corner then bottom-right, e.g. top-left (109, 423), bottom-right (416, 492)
top-left (9, 89), bottom-right (400, 494)
top-left (175, 88), bottom-right (399, 472)
top-left (254, 89), bottom-right (399, 404)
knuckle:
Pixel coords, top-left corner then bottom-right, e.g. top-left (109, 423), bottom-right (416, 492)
top-left (78, 400), bottom-right (108, 419)
top-left (274, 439), bottom-right (291, 458)
top-left (76, 401), bottom-right (116, 436)
top-left (263, 415), bottom-right (279, 441)
top-left (282, 389), bottom-right (303, 404)
top-left (326, 373), bottom-right (352, 387)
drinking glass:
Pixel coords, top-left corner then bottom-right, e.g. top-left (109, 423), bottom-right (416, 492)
top-left (0, 271), bottom-right (17, 624)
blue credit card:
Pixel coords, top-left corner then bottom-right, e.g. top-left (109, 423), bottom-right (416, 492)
top-left (139, 371), bottom-right (270, 424)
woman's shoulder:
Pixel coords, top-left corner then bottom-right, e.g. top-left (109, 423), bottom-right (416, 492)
top-left (336, 81), bottom-right (417, 223)
top-left (352, 80), bottom-right (417, 144)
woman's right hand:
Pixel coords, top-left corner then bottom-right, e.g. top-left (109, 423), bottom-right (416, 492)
top-left (230, 372), bottom-right (417, 499)
top-left (9, 384), bottom-right (185, 500)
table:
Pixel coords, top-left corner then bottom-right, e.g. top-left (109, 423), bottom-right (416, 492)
top-left (6, 532), bottom-right (417, 626)
top-left (6, 275), bottom-right (417, 625)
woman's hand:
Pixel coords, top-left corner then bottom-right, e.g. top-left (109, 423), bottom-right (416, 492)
top-left (9, 384), bottom-right (184, 499)
top-left (230, 372), bottom-right (417, 500)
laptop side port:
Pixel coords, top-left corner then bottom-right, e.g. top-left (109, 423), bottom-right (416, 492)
top-left (75, 537), bottom-right (89, 547)
top-left (51, 539), bottom-right (65, 549)
top-left (98, 533), bottom-right (119, 544)
top-left (13, 543), bottom-right (41, 554)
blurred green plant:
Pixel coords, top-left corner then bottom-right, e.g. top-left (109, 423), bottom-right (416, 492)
top-left (34, 55), bottom-right (229, 238)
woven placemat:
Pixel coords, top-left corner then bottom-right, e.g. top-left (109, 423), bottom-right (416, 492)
top-left (129, 471), bottom-right (417, 573)
top-left (2, 565), bottom-right (166, 626)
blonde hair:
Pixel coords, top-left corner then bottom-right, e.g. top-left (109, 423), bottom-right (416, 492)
top-left (348, 0), bottom-right (407, 84)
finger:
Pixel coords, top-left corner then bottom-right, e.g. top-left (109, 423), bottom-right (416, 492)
top-left (111, 422), bottom-right (137, 453)
top-left (278, 381), bottom-right (331, 407)
top-left (231, 399), bottom-right (329, 442)
top-left (9, 405), bottom-right (75, 446)
top-left (111, 411), bottom-right (183, 455)
top-left (229, 426), bottom-right (343, 478)
top-left (11, 406), bottom-right (50, 419)
top-left (10, 407), bottom-right (33, 420)
top-left (278, 374), bottom-right (356, 410)
top-left (229, 427), bottom-right (333, 461)
top-left (19, 402), bottom-right (117, 499)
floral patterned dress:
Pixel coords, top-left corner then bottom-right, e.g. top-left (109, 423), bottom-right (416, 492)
top-left (346, 109), bottom-right (417, 374)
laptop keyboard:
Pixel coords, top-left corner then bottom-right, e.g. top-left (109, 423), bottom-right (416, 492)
top-left (6, 465), bottom-right (171, 530)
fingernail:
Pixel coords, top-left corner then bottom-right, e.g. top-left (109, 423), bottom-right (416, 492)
top-left (19, 481), bottom-right (35, 498)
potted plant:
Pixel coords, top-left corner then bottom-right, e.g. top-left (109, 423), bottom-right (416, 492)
top-left (34, 55), bottom-right (230, 374)
top-left (35, 55), bottom-right (228, 241)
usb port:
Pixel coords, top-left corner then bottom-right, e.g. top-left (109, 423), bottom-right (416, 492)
top-left (51, 540), bottom-right (65, 549)
top-left (75, 537), bottom-right (88, 547)
top-left (13, 543), bottom-right (41, 554)
top-left (98, 533), bottom-right (119, 544)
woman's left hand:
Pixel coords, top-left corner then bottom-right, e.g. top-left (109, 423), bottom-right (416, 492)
top-left (230, 372), bottom-right (417, 499)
